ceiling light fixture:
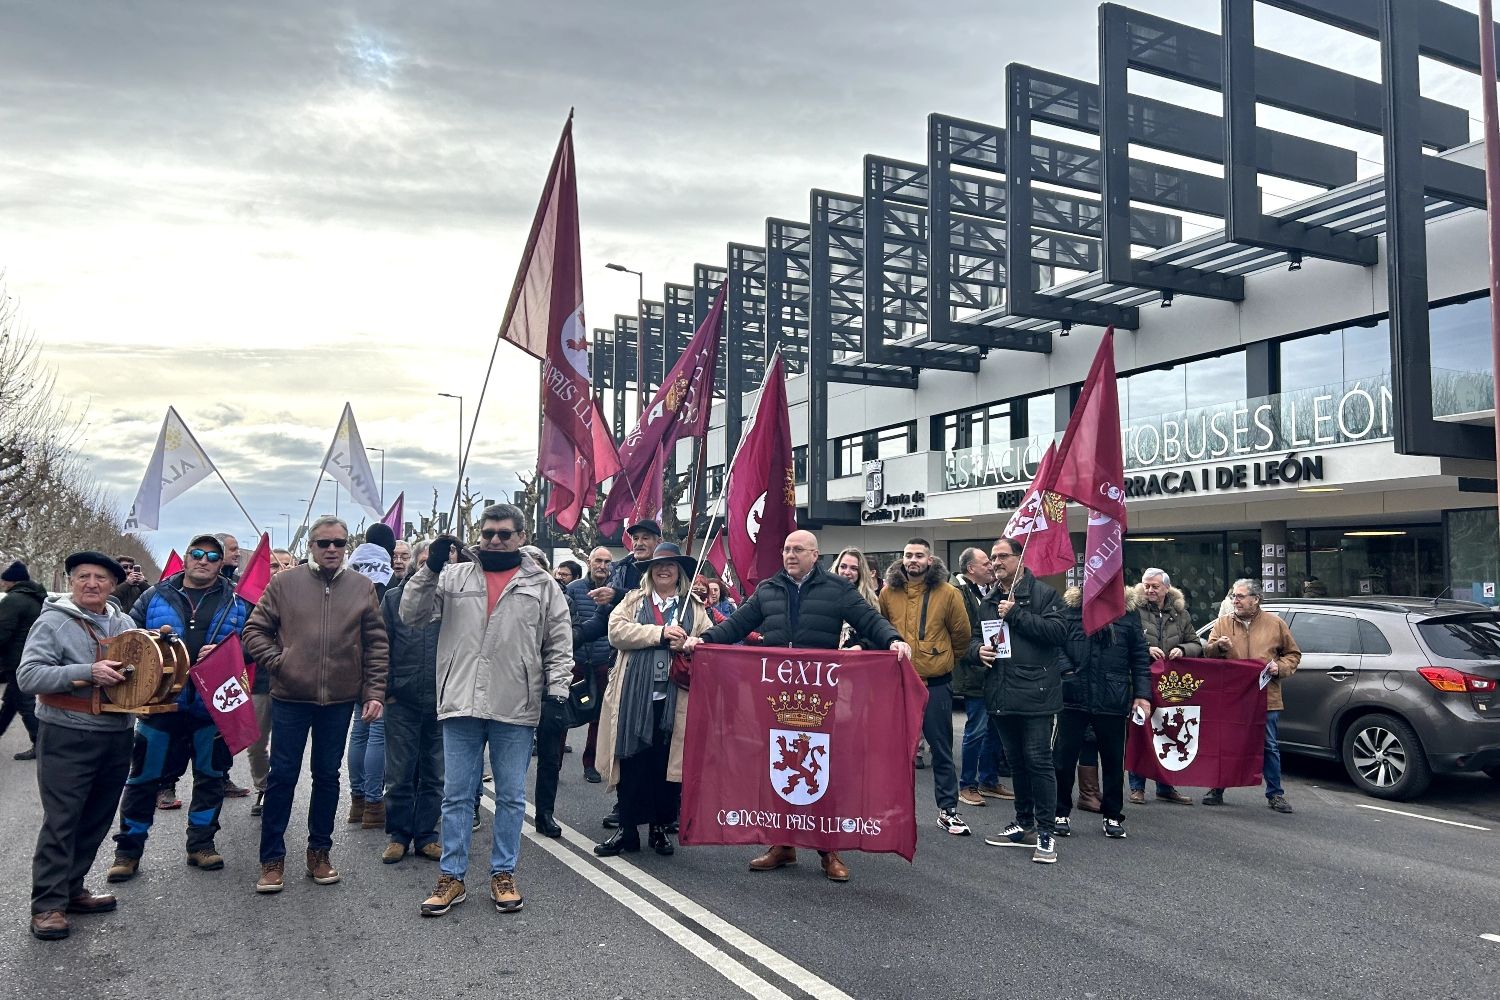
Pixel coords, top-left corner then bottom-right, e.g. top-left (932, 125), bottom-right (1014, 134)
top-left (1344, 530), bottom-right (1407, 538)
top-left (1296, 486), bottom-right (1343, 493)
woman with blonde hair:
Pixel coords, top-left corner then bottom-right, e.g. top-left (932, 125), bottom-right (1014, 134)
top-left (594, 542), bottom-right (710, 858)
top-left (833, 547), bottom-right (881, 649)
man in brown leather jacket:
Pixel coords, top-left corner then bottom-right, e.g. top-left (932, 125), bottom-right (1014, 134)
top-left (242, 515), bottom-right (389, 894)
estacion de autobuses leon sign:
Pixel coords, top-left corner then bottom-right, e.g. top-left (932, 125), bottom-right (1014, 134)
top-left (947, 378), bottom-right (1393, 492)
top-left (996, 453), bottom-right (1331, 511)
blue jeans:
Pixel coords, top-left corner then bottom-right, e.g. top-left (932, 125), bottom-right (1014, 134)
top-left (347, 718), bottom-right (386, 801)
top-left (960, 697), bottom-right (1002, 790)
top-left (259, 700), bottom-right (355, 864)
top-left (439, 717), bottom-right (533, 879)
top-left (1263, 711), bottom-right (1283, 798)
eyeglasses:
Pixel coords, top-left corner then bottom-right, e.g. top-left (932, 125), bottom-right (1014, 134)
top-left (993, 552), bottom-right (1020, 561)
top-left (187, 548), bottom-right (223, 563)
top-left (313, 538), bottom-right (348, 549)
top-left (481, 528), bottom-right (517, 541)
top-left (1230, 593), bottom-right (1255, 601)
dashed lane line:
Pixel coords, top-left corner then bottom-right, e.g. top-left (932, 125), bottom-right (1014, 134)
top-left (1354, 803), bottom-right (1491, 831)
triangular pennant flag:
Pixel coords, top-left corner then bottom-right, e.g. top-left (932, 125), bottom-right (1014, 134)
top-left (124, 408), bottom-right (218, 532)
top-left (235, 533), bottom-right (272, 605)
top-left (319, 403), bottom-right (384, 519)
top-left (381, 493), bottom-right (404, 535)
top-left (159, 550), bottom-right (184, 580)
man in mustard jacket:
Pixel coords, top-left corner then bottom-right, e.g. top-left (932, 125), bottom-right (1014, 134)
top-left (879, 538), bottom-right (975, 837)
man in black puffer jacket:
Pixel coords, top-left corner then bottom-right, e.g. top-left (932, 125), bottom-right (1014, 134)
top-left (967, 536), bottom-right (1068, 864)
top-left (684, 529), bottom-right (908, 883)
top-left (0, 563), bottom-right (46, 760)
top-left (1052, 587), bottom-right (1151, 840)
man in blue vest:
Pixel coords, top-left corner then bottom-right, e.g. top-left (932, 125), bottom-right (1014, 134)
top-left (104, 533), bottom-right (250, 881)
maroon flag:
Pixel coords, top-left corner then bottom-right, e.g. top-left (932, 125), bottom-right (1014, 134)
top-left (1125, 657), bottom-right (1268, 789)
top-left (599, 286), bottom-right (725, 533)
top-left (234, 532), bottom-right (271, 606)
top-left (159, 549), bottom-right (183, 581)
top-left (680, 645), bottom-right (928, 860)
top-left (189, 634), bottom-right (261, 756)
top-left (495, 114), bottom-right (604, 532)
top-left (381, 492), bottom-right (404, 535)
top-left (1003, 443), bottom-right (1074, 577)
top-left (725, 352), bottom-right (796, 593)
top-left (1041, 328), bottom-right (1125, 633)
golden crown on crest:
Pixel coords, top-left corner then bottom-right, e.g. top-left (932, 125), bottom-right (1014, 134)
top-left (767, 690), bottom-right (833, 728)
top-left (1157, 670), bottom-right (1205, 704)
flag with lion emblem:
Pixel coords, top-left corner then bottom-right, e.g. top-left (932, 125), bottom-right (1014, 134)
top-left (188, 634), bottom-right (261, 756)
top-left (679, 644), bottom-right (927, 860)
top-left (1125, 657), bottom-right (1268, 788)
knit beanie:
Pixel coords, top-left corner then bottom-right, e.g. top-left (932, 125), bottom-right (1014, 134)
top-left (0, 561), bottom-right (28, 583)
top-left (365, 523), bottom-right (397, 559)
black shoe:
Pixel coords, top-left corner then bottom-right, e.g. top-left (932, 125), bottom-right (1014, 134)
top-left (593, 828), bottom-right (640, 857)
top-left (583, 767), bottom-right (602, 784)
top-left (14, 747), bottom-right (36, 761)
top-left (602, 808), bottom-right (620, 829)
top-left (1202, 789), bottom-right (1225, 806)
top-left (250, 790), bottom-right (264, 817)
top-left (649, 824), bottom-right (675, 856)
top-left (1267, 795), bottom-right (1294, 814)
top-left (534, 811), bottom-right (562, 838)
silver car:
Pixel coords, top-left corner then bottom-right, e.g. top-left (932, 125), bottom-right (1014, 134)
top-left (1204, 598), bottom-right (1500, 801)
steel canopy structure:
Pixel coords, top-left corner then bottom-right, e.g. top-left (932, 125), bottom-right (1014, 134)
top-left (585, 0), bottom-right (1496, 532)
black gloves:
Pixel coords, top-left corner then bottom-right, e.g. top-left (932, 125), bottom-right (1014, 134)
top-left (427, 535), bottom-right (458, 573)
top-left (540, 694), bottom-right (570, 731)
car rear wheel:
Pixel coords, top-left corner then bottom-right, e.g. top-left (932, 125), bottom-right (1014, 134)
top-left (1484, 766), bottom-right (1500, 782)
top-left (1340, 713), bottom-right (1431, 801)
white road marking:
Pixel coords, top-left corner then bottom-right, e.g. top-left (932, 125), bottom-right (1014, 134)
top-left (542, 807), bottom-right (856, 1000)
top-left (1481, 934), bottom-right (1500, 944)
top-left (1354, 803), bottom-right (1492, 831)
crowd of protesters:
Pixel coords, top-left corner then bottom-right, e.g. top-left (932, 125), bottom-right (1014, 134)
top-left (0, 512), bottom-right (1298, 939)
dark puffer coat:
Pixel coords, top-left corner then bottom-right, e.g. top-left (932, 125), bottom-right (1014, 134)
top-left (1058, 587), bottom-right (1152, 716)
top-left (701, 563), bottom-right (900, 650)
top-left (966, 569), bottom-right (1068, 716)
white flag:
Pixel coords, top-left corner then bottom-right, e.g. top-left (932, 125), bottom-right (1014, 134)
top-left (320, 403), bottom-right (384, 519)
top-left (124, 407), bottom-right (217, 531)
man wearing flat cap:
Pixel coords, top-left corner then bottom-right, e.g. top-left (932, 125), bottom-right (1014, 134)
top-left (17, 551), bottom-right (135, 940)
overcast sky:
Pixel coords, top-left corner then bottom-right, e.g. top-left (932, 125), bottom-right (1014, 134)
top-left (0, 0), bottom-right (1485, 560)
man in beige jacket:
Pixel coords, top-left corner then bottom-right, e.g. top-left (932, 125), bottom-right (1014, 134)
top-left (243, 515), bottom-right (388, 894)
top-left (401, 503), bottom-right (572, 918)
top-left (1203, 578), bottom-right (1301, 813)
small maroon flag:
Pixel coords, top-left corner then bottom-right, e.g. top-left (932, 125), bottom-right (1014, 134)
top-left (1125, 657), bottom-right (1268, 789)
top-left (381, 492), bottom-right (404, 535)
top-left (680, 645), bottom-right (928, 860)
top-left (189, 634), bottom-right (261, 756)
top-left (235, 533), bottom-right (271, 606)
top-left (1003, 443), bottom-right (1075, 577)
top-left (159, 550), bottom-right (183, 581)
top-left (1041, 328), bottom-right (1125, 634)
top-left (724, 352), bottom-right (796, 594)
top-left (599, 285), bottom-right (725, 534)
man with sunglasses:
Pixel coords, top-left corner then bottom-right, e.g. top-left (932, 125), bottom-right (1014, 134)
top-left (243, 515), bottom-right (388, 895)
top-left (401, 503), bottom-right (572, 917)
top-left (104, 534), bottom-right (251, 883)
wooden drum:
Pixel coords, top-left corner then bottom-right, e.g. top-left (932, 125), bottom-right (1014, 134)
top-left (102, 626), bottom-right (190, 712)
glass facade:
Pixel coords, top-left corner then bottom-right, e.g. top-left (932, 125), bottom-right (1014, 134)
top-left (1120, 530), bottom-right (1260, 628)
top-left (833, 421), bottom-right (917, 477)
top-left (1287, 525), bottom-right (1444, 598)
top-left (1430, 296), bottom-right (1495, 418)
top-left (1120, 350), bottom-right (1247, 421)
top-left (1279, 321), bottom-right (1390, 392)
top-left (1445, 507), bottom-right (1498, 606)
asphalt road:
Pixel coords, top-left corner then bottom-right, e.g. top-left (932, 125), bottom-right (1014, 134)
top-left (1, 716), bottom-right (1497, 1000)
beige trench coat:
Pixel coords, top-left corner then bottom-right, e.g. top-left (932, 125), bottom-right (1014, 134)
top-left (596, 586), bottom-right (709, 792)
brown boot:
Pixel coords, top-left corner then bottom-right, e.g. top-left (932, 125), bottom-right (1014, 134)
top-left (1076, 765), bottom-right (1103, 813)
top-left (30, 910), bottom-right (69, 940)
top-left (105, 854), bottom-right (138, 883)
top-left (748, 845), bottom-right (797, 871)
top-left (819, 851), bottom-right (850, 882)
top-left (347, 795), bottom-right (366, 825)
top-left (255, 859), bottom-right (285, 894)
top-left (361, 800), bottom-right (386, 830)
top-left (305, 849), bottom-right (340, 885)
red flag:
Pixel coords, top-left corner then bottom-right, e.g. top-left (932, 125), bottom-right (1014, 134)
top-left (599, 285), bottom-right (725, 533)
top-left (680, 645), bottom-right (928, 860)
top-left (189, 634), bottom-right (261, 755)
top-left (160, 550), bottom-right (183, 581)
top-left (1003, 443), bottom-right (1074, 577)
top-left (1041, 328), bottom-right (1125, 634)
top-left (496, 114), bottom-right (604, 532)
top-left (235, 532), bottom-right (271, 605)
top-left (1125, 658), bottom-right (1268, 789)
top-left (381, 492), bottom-right (404, 535)
top-left (725, 353), bottom-right (796, 594)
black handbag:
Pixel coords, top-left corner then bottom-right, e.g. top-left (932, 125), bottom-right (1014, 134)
top-left (564, 669), bottom-right (600, 728)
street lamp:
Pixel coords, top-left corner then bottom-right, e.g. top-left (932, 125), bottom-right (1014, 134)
top-left (365, 447), bottom-right (385, 506)
top-left (606, 262), bottom-right (646, 416)
top-left (438, 393), bottom-right (463, 522)
top-left (280, 514), bottom-right (290, 550)
top-left (323, 477), bottom-right (339, 517)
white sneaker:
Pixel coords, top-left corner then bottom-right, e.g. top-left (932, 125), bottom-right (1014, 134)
top-left (1054, 816), bottom-right (1071, 837)
top-left (937, 809), bottom-right (971, 836)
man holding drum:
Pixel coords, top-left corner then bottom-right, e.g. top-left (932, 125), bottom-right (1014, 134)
top-left (16, 551), bottom-right (135, 941)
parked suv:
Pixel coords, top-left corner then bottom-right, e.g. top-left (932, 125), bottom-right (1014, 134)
top-left (1200, 598), bottom-right (1500, 800)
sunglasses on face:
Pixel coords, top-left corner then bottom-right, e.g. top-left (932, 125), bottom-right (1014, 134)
top-left (187, 549), bottom-right (223, 563)
top-left (480, 528), bottom-right (517, 541)
top-left (313, 538), bottom-right (348, 549)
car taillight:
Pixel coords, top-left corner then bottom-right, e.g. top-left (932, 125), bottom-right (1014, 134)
top-left (1418, 666), bottom-right (1497, 693)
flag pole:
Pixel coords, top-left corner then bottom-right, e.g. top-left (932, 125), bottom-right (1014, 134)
top-left (690, 347), bottom-right (780, 572)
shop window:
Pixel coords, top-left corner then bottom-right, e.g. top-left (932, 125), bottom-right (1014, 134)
top-left (1304, 525), bottom-right (1443, 598)
top-left (1287, 613), bottom-right (1359, 655)
top-left (1446, 507), bottom-right (1499, 606)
